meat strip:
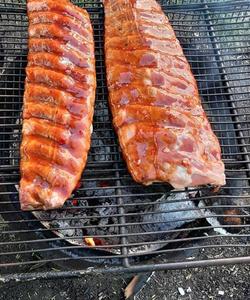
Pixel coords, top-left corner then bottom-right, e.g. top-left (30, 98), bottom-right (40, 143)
top-left (104, 0), bottom-right (225, 188)
top-left (20, 0), bottom-right (96, 210)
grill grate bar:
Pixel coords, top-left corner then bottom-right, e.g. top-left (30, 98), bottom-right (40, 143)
top-left (1, 202), bottom-right (249, 217)
top-left (1, 173), bottom-right (250, 188)
top-left (0, 211), bottom-right (247, 227)
top-left (1, 193), bottom-right (250, 207)
top-left (2, 71), bottom-right (250, 82)
top-left (1, 236), bottom-right (249, 257)
top-left (0, 88), bottom-right (249, 98)
top-left (1, 225), bottom-right (249, 243)
top-left (1, 244), bottom-right (250, 269)
top-left (1, 60), bottom-right (249, 72)
top-left (0, 186), bottom-right (250, 200)
top-left (0, 233), bottom-right (249, 253)
top-left (1, 110), bottom-right (250, 118)
top-left (1, 222), bottom-right (249, 235)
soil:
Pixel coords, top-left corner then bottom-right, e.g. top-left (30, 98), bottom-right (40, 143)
top-left (0, 259), bottom-right (249, 300)
top-left (0, 264), bottom-right (249, 300)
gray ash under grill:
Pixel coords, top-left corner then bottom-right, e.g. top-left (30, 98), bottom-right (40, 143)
top-left (11, 125), bottom-right (214, 254)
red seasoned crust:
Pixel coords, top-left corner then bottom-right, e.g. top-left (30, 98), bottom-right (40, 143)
top-left (104, 0), bottom-right (225, 188)
top-left (19, 0), bottom-right (96, 210)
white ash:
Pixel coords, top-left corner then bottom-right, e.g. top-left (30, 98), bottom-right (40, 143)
top-left (198, 201), bottom-right (229, 236)
top-left (178, 287), bottom-right (185, 296)
top-left (36, 190), bottom-right (120, 246)
top-left (218, 290), bottom-right (225, 296)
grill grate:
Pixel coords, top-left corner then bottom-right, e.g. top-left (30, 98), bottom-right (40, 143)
top-left (0, 0), bottom-right (250, 281)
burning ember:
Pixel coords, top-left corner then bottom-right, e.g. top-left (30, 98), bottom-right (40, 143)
top-left (85, 237), bottom-right (95, 247)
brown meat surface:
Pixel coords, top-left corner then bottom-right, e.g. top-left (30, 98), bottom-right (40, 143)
top-left (20, 0), bottom-right (96, 210)
top-left (104, 0), bottom-right (225, 188)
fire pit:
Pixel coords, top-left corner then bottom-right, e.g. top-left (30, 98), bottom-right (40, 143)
top-left (0, 0), bottom-right (250, 281)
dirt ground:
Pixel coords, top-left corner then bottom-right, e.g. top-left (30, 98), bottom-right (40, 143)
top-left (0, 263), bottom-right (249, 300)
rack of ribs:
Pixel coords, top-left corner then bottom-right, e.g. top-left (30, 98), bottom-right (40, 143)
top-left (20, 0), bottom-right (96, 210)
top-left (104, 0), bottom-right (225, 188)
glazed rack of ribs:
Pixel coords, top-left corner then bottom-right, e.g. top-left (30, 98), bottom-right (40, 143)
top-left (20, 0), bottom-right (96, 211)
top-left (0, 0), bottom-right (250, 281)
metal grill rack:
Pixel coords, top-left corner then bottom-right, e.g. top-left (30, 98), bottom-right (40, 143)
top-left (0, 0), bottom-right (250, 281)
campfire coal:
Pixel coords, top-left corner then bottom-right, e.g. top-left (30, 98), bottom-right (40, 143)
top-left (8, 66), bottom-right (249, 254)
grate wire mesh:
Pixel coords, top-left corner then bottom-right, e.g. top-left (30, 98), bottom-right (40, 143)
top-left (0, 0), bottom-right (250, 281)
